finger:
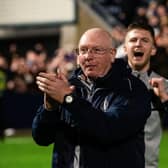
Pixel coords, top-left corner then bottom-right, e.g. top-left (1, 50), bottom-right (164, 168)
top-left (151, 82), bottom-right (159, 88)
top-left (59, 73), bottom-right (68, 83)
top-left (38, 85), bottom-right (45, 92)
top-left (69, 85), bottom-right (75, 92)
top-left (39, 84), bottom-right (52, 93)
top-left (39, 72), bottom-right (49, 76)
top-left (36, 76), bottom-right (47, 83)
top-left (36, 80), bottom-right (41, 86)
top-left (36, 80), bottom-right (46, 88)
top-left (149, 79), bottom-right (159, 87)
top-left (39, 72), bottom-right (56, 79)
top-left (37, 79), bottom-right (52, 93)
top-left (36, 75), bottom-right (56, 86)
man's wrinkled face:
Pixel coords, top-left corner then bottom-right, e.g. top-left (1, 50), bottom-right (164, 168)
top-left (124, 29), bottom-right (156, 72)
top-left (77, 29), bottom-right (116, 79)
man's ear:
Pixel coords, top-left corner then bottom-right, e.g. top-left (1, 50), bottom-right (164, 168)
top-left (76, 55), bottom-right (80, 66)
top-left (111, 48), bottom-right (116, 63)
top-left (123, 45), bottom-right (127, 54)
top-left (151, 46), bottom-right (157, 56)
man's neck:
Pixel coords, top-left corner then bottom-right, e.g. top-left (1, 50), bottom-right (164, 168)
top-left (128, 62), bottom-right (150, 73)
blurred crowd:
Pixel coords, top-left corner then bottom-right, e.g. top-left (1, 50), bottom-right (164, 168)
top-left (0, 42), bottom-right (77, 139)
top-left (0, 42), bottom-right (77, 95)
top-left (95, 0), bottom-right (168, 26)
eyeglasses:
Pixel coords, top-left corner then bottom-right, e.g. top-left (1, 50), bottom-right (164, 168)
top-left (74, 47), bottom-right (112, 55)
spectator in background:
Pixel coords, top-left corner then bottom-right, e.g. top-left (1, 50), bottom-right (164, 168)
top-left (111, 26), bottom-right (126, 58)
top-left (133, 5), bottom-right (148, 24)
top-left (9, 54), bottom-right (28, 93)
top-left (152, 24), bottom-right (168, 79)
top-left (156, 3), bottom-right (168, 26)
top-left (123, 21), bottom-right (168, 168)
top-left (97, 0), bottom-right (141, 26)
top-left (46, 48), bottom-right (76, 77)
top-left (7, 48), bottom-right (47, 94)
top-left (7, 43), bottom-right (19, 64)
top-left (32, 27), bottom-right (151, 168)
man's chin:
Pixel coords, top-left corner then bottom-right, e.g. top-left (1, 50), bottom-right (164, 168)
top-left (132, 57), bottom-right (144, 64)
top-left (132, 60), bottom-right (143, 66)
top-left (133, 64), bottom-right (144, 71)
top-left (86, 72), bottom-right (97, 79)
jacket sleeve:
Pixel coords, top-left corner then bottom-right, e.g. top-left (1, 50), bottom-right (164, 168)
top-left (62, 83), bottom-right (151, 144)
top-left (32, 105), bottom-right (64, 146)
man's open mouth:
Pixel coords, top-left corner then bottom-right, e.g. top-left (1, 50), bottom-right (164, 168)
top-left (134, 51), bottom-right (144, 57)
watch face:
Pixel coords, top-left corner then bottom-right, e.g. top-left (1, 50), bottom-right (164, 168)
top-left (65, 95), bottom-right (73, 103)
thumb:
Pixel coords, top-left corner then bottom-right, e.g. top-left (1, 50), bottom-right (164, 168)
top-left (58, 72), bottom-right (68, 82)
top-left (69, 85), bottom-right (75, 92)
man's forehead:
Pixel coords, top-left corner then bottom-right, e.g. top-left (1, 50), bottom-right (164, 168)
top-left (125, 29), bottom-right (154, 41)
top-left (79, 31), bottom-right (113, 47)
top-left (126, 29), bottom-right (152, 37)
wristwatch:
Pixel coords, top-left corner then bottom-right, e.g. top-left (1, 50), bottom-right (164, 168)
top-left (64, 94), bottom-right (74, 104)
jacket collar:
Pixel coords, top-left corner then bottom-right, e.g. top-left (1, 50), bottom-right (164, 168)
top-left (71, 58), bottom-right (131, 89)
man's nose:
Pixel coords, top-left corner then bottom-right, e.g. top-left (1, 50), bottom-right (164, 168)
top-left (135, 40), bottom-right (142, 46)
top-left (86, 48), bottom-right (94, 54)
top-left (84, 49), bottom-right (94, 59)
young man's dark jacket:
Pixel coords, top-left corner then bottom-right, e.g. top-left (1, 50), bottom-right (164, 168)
top-left (32, 59), bottom-right (151, 168)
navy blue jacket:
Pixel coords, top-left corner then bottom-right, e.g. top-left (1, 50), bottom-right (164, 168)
top-left (32, 59), bottom-right (151, 168)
